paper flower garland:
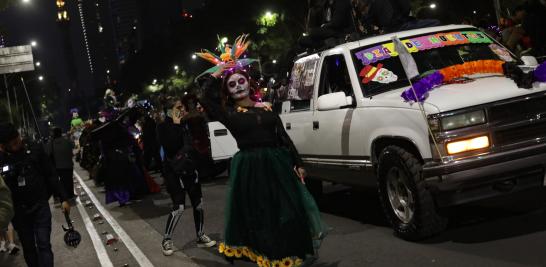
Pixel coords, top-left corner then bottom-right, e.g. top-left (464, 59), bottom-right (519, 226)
top-left (401, 60), bottom-right (546, 103)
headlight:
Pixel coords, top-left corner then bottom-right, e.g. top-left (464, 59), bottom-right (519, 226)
top-left (446, 135), bottom-right (490, 155)
top-left (441, 110), bottom-right (486, 131)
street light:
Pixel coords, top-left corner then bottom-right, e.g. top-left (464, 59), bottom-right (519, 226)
top-left (35, 61), bottom-right (41, 67)
top-left (272, 59), bottom-right (277, 64)
top-left (106, 69), bottom-right (110, 74)
top-left (429, 3), bottom-right (437, 9)
top-left (22, 0), bottom-right (30, 3)
top-left (174, 65), bottom-right (179, 71)
top-left (152, 79), bottom-right (157, 85)
top-left (192, 54), bottom-right (197, 60)
top-left (38, 75), bottom-right (44, 81)
top-left (30, 40), bottom-right (37, 47)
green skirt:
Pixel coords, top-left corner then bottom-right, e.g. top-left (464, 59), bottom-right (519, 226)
top-left (219, 147), bottom-right (327, 267)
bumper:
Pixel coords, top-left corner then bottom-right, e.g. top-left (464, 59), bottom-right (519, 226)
top-left (422, 143), bottom-right (546, 207)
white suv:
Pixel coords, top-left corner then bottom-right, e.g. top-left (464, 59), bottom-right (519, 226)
top-left (273, 25), bottom-right (546, 240)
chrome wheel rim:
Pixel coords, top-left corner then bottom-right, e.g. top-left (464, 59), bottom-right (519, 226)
top-left (386, 167), bottom-right (415, 224)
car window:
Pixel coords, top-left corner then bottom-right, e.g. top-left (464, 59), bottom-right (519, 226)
top-left (318, 55), bottom-right (353, 97)
top-left (276, 55), bottom-right (320, 113)
top-left (351, 30), bottom-right (518, 97)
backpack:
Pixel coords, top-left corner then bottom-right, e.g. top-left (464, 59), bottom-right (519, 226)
top-left (167, 124), bottom-right (197, 176)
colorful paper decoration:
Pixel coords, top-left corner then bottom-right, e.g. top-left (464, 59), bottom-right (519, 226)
top-left (355, 31), bottom-right (492, 66)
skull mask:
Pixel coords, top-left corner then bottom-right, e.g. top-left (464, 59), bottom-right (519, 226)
top-left (226, 73), bottom-right (250, 100)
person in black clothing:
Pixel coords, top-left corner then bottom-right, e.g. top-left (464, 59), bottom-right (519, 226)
top-left (156, 98), bottom-right (216, 256)
top-left (198, 62), bottom-right (327, 265)
top-left (300, 0), bottom-right (354, 48)
top-left (91, 110), bottom-right (145, 206)
top-left (47, 127), bottom-right (75, 200)
top-left (515, 1), bottom-right (546, 57)
top-left (141, 115), bottom-right (162, 172)
top-left (353, 0), bottom-right (440, 34)
top-left (0, 123), bottom-right (71, 267)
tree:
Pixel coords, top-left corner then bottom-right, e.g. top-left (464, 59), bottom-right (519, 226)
top-left (0, 0), bottom-right (16, 11)
top-left (143, 69), bottom-right (194, 96)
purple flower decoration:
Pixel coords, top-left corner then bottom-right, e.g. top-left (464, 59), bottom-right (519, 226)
top-left (401, 71), bottom-right (445, 102)
top-left (533, 61), bottom-right (546, 83)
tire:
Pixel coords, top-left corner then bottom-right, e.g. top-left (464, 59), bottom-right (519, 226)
top-left (377, 145), bottom-right (447, 241)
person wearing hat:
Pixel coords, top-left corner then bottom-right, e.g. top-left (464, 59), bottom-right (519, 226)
top-left (0, 122), bottom-right (70, 267)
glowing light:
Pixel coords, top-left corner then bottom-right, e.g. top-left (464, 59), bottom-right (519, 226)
top-left (38, 75), bottom-right (44, 81)
top-left (429, 3), bottom-right (437, 9)
top-left (152, 79), bottom-right (157, 84)
top-left (35, 61), bottom-right (41, 67)
top-left (272, 59), bottom-right (277, 64)
top-left (30, 40), bottom-right (37, 47)
top-left (447, 136), bottom-right (489, 155)
top-left (192, 54), bottom-right (197, 60)
top-left (221, 37), bottom-right (228, 44)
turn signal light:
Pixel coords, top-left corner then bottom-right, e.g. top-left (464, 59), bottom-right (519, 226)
top-left (446, 136), bottom-right (490, 155)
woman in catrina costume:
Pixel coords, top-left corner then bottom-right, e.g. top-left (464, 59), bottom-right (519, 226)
top-left (197, 35), bottom-right (328, 267)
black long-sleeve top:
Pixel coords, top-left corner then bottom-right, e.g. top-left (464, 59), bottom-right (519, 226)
top-left (199, 75), bottom-right (304, 167)
top-left (0, 143), bottom-right (67, 207)
top-left (156, 117), bottom-right (188, 160)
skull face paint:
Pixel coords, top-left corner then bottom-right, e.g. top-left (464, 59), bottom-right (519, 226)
top-left (227, 73), bottom-right (250, 100)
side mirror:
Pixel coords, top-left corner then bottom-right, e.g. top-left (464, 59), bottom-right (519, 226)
top-left (521, 56), bottom-right (538, 67)
top-left (317, 92), bottom-right (352, 111)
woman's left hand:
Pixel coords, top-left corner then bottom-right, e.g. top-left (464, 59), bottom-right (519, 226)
top-left (295, 167), bottom-right (307, 184)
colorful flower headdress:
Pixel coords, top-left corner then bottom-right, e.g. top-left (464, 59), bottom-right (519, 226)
top-left (195, 34), bottom-right (258, 78)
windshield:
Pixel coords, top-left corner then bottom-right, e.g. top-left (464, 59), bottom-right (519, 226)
top-left (351, 30), bottom-right (518, 96)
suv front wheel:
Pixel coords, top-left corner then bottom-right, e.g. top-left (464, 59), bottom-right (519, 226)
top-left (377, 146), bottom-right (447, 241)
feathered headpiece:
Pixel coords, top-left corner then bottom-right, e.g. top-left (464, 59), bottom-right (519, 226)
top-left (195, 34), bottom-right (258, 78)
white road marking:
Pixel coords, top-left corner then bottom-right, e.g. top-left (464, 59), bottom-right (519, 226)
top-left (74, 171), bottom-right (154, 267)
top-left (75, 197), bottom-right (114, 267)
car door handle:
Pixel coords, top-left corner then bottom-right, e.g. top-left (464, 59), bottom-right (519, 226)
top-left (313, 121), bottom-right (319, 130)
top-left (214, 129), bottom-right (228, 136)
top-left (286, 123), bottom-right (291, 130)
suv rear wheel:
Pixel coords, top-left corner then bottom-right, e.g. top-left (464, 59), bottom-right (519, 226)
top-left (377, 146), bottom-right (447, 241)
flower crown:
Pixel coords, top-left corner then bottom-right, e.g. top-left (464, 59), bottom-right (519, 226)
top-left (195, 34), bottom-right (258, 78)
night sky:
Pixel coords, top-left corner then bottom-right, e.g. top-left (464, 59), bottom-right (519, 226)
top-left (0, 1), bottom-right (72, 92)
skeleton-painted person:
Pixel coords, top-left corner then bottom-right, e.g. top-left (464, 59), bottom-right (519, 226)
top-left (196, 35), bottom-right (328, 267)
top-left (157, 97), bottom-right (216, 256)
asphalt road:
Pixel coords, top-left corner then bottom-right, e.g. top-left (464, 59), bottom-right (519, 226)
top-left (3, 165), bottom-right (546, 267)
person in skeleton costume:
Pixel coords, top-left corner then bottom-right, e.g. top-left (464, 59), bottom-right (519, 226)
top-left (197, 35), bottom-right (327, 266)
top-left (156, 98), bottom-right (216, 256)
